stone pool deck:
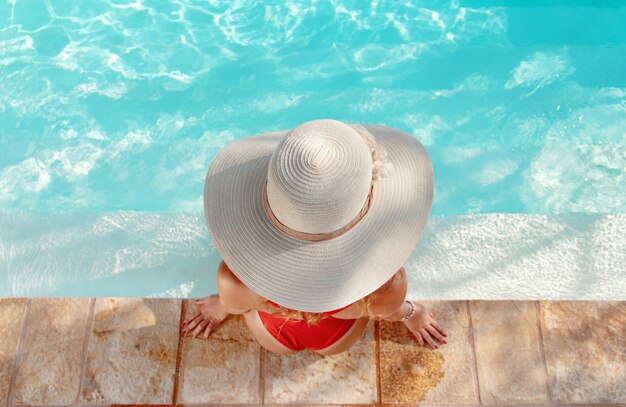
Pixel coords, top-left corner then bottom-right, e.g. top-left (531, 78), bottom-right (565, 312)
top-left (0, 299), bottom-right (624, 407)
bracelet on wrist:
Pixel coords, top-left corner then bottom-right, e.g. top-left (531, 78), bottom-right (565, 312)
top-left (400, 300), bottom-right (415, 322)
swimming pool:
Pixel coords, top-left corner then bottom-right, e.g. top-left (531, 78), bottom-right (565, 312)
top-left (1, 1), bottom-right (624, 298)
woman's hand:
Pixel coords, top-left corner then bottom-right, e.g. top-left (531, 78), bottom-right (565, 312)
top-left (182, 294), bottom-right (230, 339)
top-left (403, 301), bottom-right (448, 349)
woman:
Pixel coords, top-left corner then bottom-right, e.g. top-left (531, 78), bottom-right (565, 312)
top-left (182, 119), bottom-right (447, 355)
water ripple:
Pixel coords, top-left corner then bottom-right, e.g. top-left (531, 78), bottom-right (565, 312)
top-left (0, 0), bottom-right (624, 213)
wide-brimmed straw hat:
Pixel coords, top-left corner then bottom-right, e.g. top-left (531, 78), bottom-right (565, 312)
top-left (203, 119), bottom-right (433, 313)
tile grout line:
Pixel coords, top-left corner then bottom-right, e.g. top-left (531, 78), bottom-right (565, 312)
top-left (172, 298), bottom-right (187, 405)
top-left (466, 300), bottom-right (482, 407)
top-left (259, 345), bottom-right (266, 404)
top-left (535, 300), bottom-right (554, 405)
top-left (375, 319), bottom-right (381, 406)
top-left (75, 298), bottom-right (96, 404)
top-left (6, 298), bottom-right (31, 407)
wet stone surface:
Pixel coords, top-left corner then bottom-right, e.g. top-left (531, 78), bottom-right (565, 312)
top-left (379, 318), bottom-right (445, 404)
top-left (379, 300), bottom-right (479, 405)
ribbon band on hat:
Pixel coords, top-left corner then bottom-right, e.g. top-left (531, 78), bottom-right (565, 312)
top-left (262, 179), bottom-right (374, 242)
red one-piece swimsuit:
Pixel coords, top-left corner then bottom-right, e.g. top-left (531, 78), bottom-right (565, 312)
top-left (257, 299), bottom-right (359, 351)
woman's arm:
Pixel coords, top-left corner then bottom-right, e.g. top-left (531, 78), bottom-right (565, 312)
top-left (180, 262), bottom-right (263, 339)
top-left (362, 268), bottom-right (448, 348)
top-left (217, 260), bottom-right (408, 316)
top-left (216, 261), bottom-right (276, 314)
top-left (216, 260), bottom-right (446, 349)
top-left (217, 259), bottom-right (411, 319)
top-left (329, 267), bottom-right (408, 320)
top-left (362, 267), bottom-right (409, 320)
top-left (359, 268), bottom-right (447, 348)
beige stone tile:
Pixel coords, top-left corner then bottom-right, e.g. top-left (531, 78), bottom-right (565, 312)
top-left (263, 320), bottom-right (377, 404)
top-left (178, 302), bottom-right (260, 404)
top-left (470, 300), bottom-right (548, 405)
top-left (13, 298), bottom-right (91, 405)
top-left (540, 300), bottom-right (625, 404)
top-left (0, 299), bottom-right (28, 405)
top-left (178, 335), bottom-right (261, 404)
top-left (380, 300), bottom-right (478, 405)
top-left (79, 298), bottom-right (180, 404)
top-left (470, 301), bottom-right (550, 405)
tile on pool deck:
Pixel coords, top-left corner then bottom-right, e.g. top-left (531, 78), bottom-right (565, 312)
top-left (470, 300), bottom-right (549, 405)
top-left (263, 319), bottom-right (377, 404)
top-left (79, 298), bottom-right (181, 404)
top-left (2, 297), bottom-right (624, 407)
top-left (540, 300), bottom-right (626, 404)
top-left (379, 300), bottom-right (478, 405)
top-left (178, 302), bottom-right (261, 404)
top-left (12, 298), bottom-right (91, 405)
top-left (0, 298), bottom-right (28, 406)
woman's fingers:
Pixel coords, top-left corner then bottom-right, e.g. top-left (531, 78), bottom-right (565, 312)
top-left (184, 312), bottom-right (203, 333)
top-left (413, 330), bottom-right (425, 346)
top-left (183, 310), bottom-right (201, 326)
top-left (419, 328), bottom-right (438, 349)
top-left (430, 320), bottom-right (448, 338)
top-left (426, 324), bottom-right (446, 344)
top-left (192, 319), bottom-right (210, 338)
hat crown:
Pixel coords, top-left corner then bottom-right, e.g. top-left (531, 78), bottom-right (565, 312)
top-left (266, 119), bottom-right (373, 234)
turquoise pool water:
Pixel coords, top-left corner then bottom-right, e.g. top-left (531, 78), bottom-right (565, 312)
top-left (1, 0), bottom-right (624, 214)
top-left (1, 1), bottom-right (625, 298)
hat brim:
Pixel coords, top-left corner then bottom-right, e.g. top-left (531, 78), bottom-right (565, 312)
top-left (203, 124), bottom-right (433, 312)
